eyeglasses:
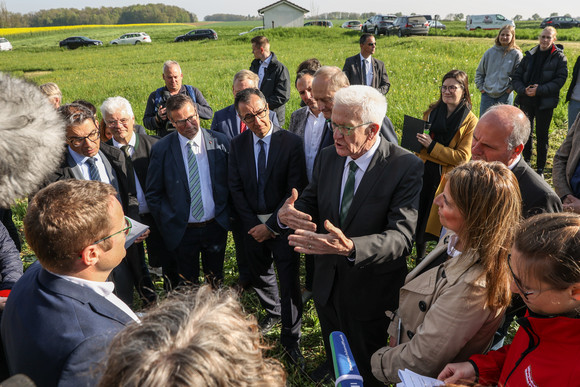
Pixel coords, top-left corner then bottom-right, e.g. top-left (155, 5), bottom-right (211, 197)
top-left (93, 216), bottom-right (132, 245)
top-left (241, 107), bottom-right (268, 123)
top-left (330, 121), bottom-right (373, 136)
top-left (172, 114), bottom-right (198, 128)
top-left (506, 253), bottom-right (555, 301)
top-left (105, 118), bottom-right (130, 127)
top-left (67, 129), bottom-right (100, 147)
top-left (440, 85), bottom-right (462, 92)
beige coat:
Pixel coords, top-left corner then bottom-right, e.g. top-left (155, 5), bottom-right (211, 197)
top-left (370, 234), bottom-right (505, 384)
top-left (553, 113), bottom-right (580, 199)
top-left (418, 111), bottom-right (478, 236)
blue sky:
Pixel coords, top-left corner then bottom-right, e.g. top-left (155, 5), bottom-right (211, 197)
top-left (5, 0), bottom-right (579, 21)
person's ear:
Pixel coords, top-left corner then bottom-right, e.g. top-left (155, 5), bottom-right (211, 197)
top-left (570, 284), bottom-right (580, 301)
top-left (368, 123), bottom-right (380, 137)
top-left (513, 144), bottom-right (524, 156)
top-left (80, 244), bottom-right (99, 267)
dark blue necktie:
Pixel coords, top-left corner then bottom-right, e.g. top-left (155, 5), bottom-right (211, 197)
top-left (86, 157), bottom-right (101, 181)
top-left (257, 139), bottom-right (267, 213)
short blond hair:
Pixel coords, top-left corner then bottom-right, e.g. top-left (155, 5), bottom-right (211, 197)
top-left (98, 286), bottom-right (286, 387)
top-left (233, 69), bottom-right (259, 87)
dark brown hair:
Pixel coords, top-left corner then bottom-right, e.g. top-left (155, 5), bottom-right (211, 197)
top-left (425, 69), bottom-right (472, 114)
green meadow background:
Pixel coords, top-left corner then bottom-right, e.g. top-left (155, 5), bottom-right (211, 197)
top-left (1, 20), bottom-right (579, 385)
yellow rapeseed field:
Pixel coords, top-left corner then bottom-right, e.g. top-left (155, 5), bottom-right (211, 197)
top-left (0, 23), bottom-right (182, 36)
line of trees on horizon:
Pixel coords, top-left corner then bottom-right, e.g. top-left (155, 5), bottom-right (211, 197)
top-left (0, 2), bottom-right (197, 28)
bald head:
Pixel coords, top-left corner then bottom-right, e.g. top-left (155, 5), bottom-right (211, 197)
top-left (471, 105), bottom-right (530, 166)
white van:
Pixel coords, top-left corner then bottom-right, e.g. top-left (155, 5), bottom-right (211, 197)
top-left (465, 14), bottom-right (514, 30)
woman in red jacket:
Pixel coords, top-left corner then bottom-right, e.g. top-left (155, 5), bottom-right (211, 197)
top-left (438, 212), bottom-right (580, 386)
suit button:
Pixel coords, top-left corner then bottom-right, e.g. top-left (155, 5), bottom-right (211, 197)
top-left (418, 301), bottom-right (427, 312)
top-left (407, 330), bottom-right (414, 339)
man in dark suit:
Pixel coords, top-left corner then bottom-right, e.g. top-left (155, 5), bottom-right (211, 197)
top-left (278, 85), bottom-right (423, 386)
top-left (101, 96), bottom-right (161, 298)
top-left (146, 94), bottom-right (229, 287)
top-left (2, 179), bottom-right (137, 387)
top-left (211, 69), bottom-right (278, 289)
top-left (472, 104), bottom-right (562, 346)
top-left (228, 88), bottom-right (308, 368)
top-left (343, 33), bottom-right (390, 95)
top-left (471, 104), bottom-right (562, 216)
top-left (250, 36), bottom-right (291, 126)
top-left (312, 66), bottom-right (398, 144)
top-left (47, 103), bottom-right (143, 308)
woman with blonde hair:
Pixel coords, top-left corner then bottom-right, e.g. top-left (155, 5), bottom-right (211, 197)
top-left (440, 212), bottom-right (580, 386)
top-left (475, 25), bottom-right (523, 116)
top-left (371, 161), bottom-right (521, 384)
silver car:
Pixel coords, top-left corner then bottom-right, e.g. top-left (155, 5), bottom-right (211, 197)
top-left (110, 32), bottom-right (152, 45)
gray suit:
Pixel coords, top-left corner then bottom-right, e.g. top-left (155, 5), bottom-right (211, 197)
top-left (554, 114), bottom-right (580, 199)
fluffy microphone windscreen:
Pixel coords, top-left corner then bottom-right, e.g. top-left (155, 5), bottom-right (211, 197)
top-left (0, 73), bottom-right (66, 207)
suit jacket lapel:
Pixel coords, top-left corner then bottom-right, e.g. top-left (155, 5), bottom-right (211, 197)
top-left (98, 150), bottom-right (120, 193)
top-left (264, 127), bottom-right (281, 183)
top-left (170, 133), bottom-right (189, 193)
top-left (226, 105), bottom-right (239, 138)
top-left (202, 129), bottom-right (216, 191)
top-left (342, 139), bottom-right (390, 229)
top-left (65, 150), bottom-right (85, 180)
top-left (371, 58), bottom-right (378, 89)
top-left (330, 153), bottom-right (345, 225)
top-left (296, 109), bottom-right (308, 138)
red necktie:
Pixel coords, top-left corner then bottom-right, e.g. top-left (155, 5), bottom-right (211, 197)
top-left (240, 121), bottom-right (247, 133)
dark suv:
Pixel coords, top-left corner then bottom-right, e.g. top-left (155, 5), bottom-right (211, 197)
top-left (175, 29), bottom-right (218, 42)
top-left (540, 16), bottom-right (580, 29)
top-left (363, 14), bottom-right (397, 35)
top-left (392, 16), bottom-right (429, 37)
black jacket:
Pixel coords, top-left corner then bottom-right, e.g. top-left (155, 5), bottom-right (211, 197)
top-left (250, 52), bottom-right (291, 125)
top-left (513, 44), bottom-right (568, 110)
top-left (566, 55), bottom-right (580, 103)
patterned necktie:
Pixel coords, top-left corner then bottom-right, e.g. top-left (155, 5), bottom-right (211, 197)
top-left (121, 145), bottom-right (137, 196)
top-left (86, 157), bottom-right (101, 181)
top-left (187, 140), bottom-right (204, 220)
top-left (257, 139), bottom-right (267, 213)
top-left (361, 59), bottom-right (367, 85)
top-left (240, 121), bottom-right (247, 133)
top-left (340, 161), bottom-right (358, 226)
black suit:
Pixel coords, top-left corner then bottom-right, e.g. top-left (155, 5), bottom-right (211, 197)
top-left (228, 125), bottom-right (307, 349)
top-left (250, 52), bottom-right (291, 126)
top-left (512, 157), bottom-right (562, 216)
top-left (289, 137), bottom-right (422, 386)
top-left (343, 54), bottom-right (391, 94)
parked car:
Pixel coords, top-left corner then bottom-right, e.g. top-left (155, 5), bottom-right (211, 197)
top-left (392, 16), bottom-right (429, 37)
top-left (362, 14), bottom-right (397, 35)
top-left (110, 32), bottom-right (151, 45)
top-left (341, 20), bottom-right (362, 30)
top-left (540, 16), bottom-right (580, 29)
top-left (0, 37), bottom-right (12, 51)
top-left (465, 14), bottom-right (514, 30)
top-left (239, 26), bottom-right (264, 36)
top-left (175, 29), bottom-right (218, 42)
top-left (428, 20), bottom-right (446, 30)
top-left (59, 36), bottom-right (103, 49)
top-left (304, 20), bottom-right (333, 27)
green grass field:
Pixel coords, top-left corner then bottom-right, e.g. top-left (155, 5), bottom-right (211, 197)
top-left (1, 22), bottom-right (579, 386)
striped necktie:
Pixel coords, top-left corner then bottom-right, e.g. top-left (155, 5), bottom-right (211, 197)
top-left (187, 140), bottom-right (204, 220)
top-left (86, 157), bottom-right (101, 181)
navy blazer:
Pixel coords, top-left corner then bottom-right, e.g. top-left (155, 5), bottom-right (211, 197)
top-left (228, 125), bottom-right (307, 232)
top-left (145, 129), bottom-right (230, 251)
top-left (211, 104), bottom-right (279, 140)
top-left (1, 262), bottom-right (133, 387)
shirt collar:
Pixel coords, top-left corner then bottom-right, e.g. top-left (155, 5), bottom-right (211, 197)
top-left (68, 146), bottom-right (100, 165)
top-left (359, 53), bottom-right (372, 63)
top-left (178, 129), bottom-right (203, 149)
top-left (112, 132), bottom-right (136, 149)
top-left (261, 54), bottom-right (273, 66)
top-left (50, 271), bottom-right (116, 298)
top-left (307, 106), bottom-right (323, 118)
top-left (507, 153), bottom-right (522, 170)
top-left (252, 125), bottom-right (273, 146)
top-left (344, 135), bottom-right (381, 173)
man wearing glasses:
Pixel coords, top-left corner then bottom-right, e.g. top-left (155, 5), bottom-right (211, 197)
top-left (278, 86), bottom-right (422, 384)
top-left (146, 94), bottom-right (230, 287)
top-left (342, 33), bottom-right (391, 95)
top-left (2, 179), bottom-right (138, 387)
top-left (228, 88), bottom-right (307, 369)
top-left (48, 103), bottom-right (140, 308)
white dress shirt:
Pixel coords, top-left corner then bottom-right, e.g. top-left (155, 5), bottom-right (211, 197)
top-left (303, 108), bottom-right (326, 182)
top-left (258, 54), bottom-right (273, 88)
top-left (178, 130), bottom-right (215, 222)
top-left (52, 271), bottom-right (140, 322)
top-left (68, 147), bottom-right (111, 184)
top-left (253, 126), bottom-right (273, 180)
top-left (112, 133), bottom-right (149, 214)
top-left (359, 53), bottom-right (373, 86)
top-left (339, 136), bottom-right (381, 213)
